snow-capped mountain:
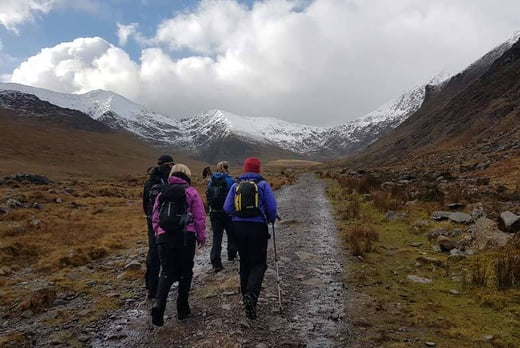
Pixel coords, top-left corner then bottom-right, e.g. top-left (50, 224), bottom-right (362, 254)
top-left (0, 78), bottom-right (440, 161)
top-left (2, 33), bottom-right (518, 163)
top-left (464, 31), bottom-right (520, 75)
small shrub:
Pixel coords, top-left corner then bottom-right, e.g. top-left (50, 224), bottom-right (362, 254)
top-left (372, 191), bottom-right (403, 212)
top-left (336, 173), bottom-right (380, 194)
top-left (349, 224), bottom-right (379, 256)
top-left (336, 175), bottom-right (359, 190)
top-left (59, 248), bottom-right (91, 267)
top-left (343, 198), bottom-right (361, 220)
top-left (358, 174), bottom-right (380, 194)
top-left (88, 246), bottom-right (108, 260)
top-left (446, 184), bottom-right (465, 203)
top-left (419, 187), bottom-right (445, 203)
top-left (495, 235), bottom-right (520, 290)
top-left (471, 257), bottom-right (487, 287)
top-left (0, 242), bottom-right (40, 263)
top-left (390, 183), bottom-right (406, 200)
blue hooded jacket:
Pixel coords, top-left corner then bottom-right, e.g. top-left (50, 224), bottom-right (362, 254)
top-left (223, 172), bottom-right (277, 224)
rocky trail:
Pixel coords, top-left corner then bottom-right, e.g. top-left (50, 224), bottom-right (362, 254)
top-left (92, 173), bottom-right (353, 347)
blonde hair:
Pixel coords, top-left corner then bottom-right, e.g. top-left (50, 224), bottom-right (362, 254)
top-left (216, 161), bottom-right (229, 174)
top-left (169, 163), bottom-right (192, 177)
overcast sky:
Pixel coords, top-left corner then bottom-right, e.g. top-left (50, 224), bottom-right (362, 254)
top-left (0, 0), bottom-right (519, 126)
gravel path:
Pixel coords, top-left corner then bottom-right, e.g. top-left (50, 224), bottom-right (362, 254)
top-left (93, 173), bottom-right (353, 347)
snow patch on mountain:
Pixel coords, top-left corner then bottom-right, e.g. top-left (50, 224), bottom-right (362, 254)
top-left (464, 31), bottom-right (520, 74)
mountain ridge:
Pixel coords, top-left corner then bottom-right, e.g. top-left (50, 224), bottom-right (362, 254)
top-left (0, 77), bottom-right (437, 162)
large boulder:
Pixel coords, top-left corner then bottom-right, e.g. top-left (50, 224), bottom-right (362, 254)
top-left (469, 217), bottom-right (511, 250)
top-left (432, 211), bottom-right (473, 224)
top-left (498, 211), bottom-right (520, 233)
top-left (437, 236), bottom-right (457, 252)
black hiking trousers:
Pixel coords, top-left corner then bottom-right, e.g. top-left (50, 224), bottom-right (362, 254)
top-left (145, 217), bottom-right (160, 297)
top-left (155, 232), bottom-right (197, 315)
top-left (233, 221), bottom-right (269, 306)
top-left (210, 212), bottom-right (237, 267)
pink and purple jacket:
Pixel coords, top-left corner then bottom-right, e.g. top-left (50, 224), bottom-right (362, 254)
top-left (152, 176), bottom-right (206, 244)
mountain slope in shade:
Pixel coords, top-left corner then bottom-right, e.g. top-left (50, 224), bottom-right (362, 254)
top-left (0, 90), bottom-right (111, 132)
top-left (353, 32), bottom-right (520, 168)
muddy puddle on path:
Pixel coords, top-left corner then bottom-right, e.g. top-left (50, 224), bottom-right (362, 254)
top-left (93, 173), bottom-right (352, 347)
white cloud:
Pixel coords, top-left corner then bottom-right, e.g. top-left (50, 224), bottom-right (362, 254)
top-left (117, 22), bottom-right (139, 46)
top-left (0, 0), bottom-right (55, 33)
top-left (8, 0), bottom-right (520, 125)
top-left (10, 37), bottom-right (141, 99)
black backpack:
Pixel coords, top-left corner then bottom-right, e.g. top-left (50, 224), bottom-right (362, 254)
top-left (233, 178), bottom-right (263, 217)
top-left (144, 166), bottom-right (169, 216)
top-left (146, 181), bottom-right (164, 216)
top-left (207, 176), bottom-right (230, 211)
top-left (158, 184), bottom-right (191, 233)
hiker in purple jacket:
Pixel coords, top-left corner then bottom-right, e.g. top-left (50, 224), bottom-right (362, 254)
top-left (224, 157), bottom-right (277, 319)
top-left (150, 164), bottom-right (206, 327)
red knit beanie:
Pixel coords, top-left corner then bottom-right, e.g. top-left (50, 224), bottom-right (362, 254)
top-left (243, 157), bottom-right (261, 173)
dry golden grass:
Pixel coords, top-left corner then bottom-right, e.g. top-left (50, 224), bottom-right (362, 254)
top-left (0, 113), bottom-right (209, 178)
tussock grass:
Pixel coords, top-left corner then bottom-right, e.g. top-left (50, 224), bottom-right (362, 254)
top-left (349, 224), bottom-right (379, 256)
top-left (467, 236), bottom-right (520, 291)
top-left (372, 190), bottom-right (403, 212)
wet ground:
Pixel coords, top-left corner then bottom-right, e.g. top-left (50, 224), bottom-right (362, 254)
top-left (92, 173), bottom-right (353, 347)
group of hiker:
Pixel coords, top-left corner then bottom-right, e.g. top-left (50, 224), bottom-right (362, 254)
top-left (142, 155), bottom-right (278, 326)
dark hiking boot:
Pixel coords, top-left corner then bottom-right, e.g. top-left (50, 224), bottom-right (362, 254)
top-left (151, 305), bottom-right (164, 326)
top-left (147, 289), bottom-right (157, 299)
top-left (213, 263), bottom-right (224, 273)
top-left (177, 301), bottom-right (191, 320)
top-left (243, 294), bottom-right (256, 320)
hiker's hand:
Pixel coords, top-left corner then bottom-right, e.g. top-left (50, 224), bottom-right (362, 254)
top-left (197, 239), bottom-right (206, 247)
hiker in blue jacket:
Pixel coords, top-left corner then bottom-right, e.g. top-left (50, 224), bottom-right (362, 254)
top-left (224, 157), bottom-right (277, 319)
top-left (206, 161), bottom-right (237, 272)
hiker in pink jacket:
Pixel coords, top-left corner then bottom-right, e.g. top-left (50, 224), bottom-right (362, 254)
top-left (150, 164), bottom-right (206, 326)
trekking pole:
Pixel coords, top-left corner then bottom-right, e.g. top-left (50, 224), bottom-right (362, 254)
top-left (272, 222), bottom-right (283, 312)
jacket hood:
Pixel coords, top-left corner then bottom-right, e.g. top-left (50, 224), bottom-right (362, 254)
top-left (239, 172), bottom-right (264, 181)
top-left (213, 172), bottom-right (230, 180)
top-left (148, 165), bottom-right (170, 180)
top-left (168, 175), bottom-right (189, 185)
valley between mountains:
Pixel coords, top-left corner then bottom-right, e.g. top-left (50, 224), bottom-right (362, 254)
top-left (0, 25), bottom-right (519, 348)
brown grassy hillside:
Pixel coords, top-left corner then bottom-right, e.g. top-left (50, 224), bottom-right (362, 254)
top-left (0, 108), bottom-right (207, 178)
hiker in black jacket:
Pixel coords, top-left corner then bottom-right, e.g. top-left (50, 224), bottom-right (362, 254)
top-left (142, 154), bottom-right (174, 299)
